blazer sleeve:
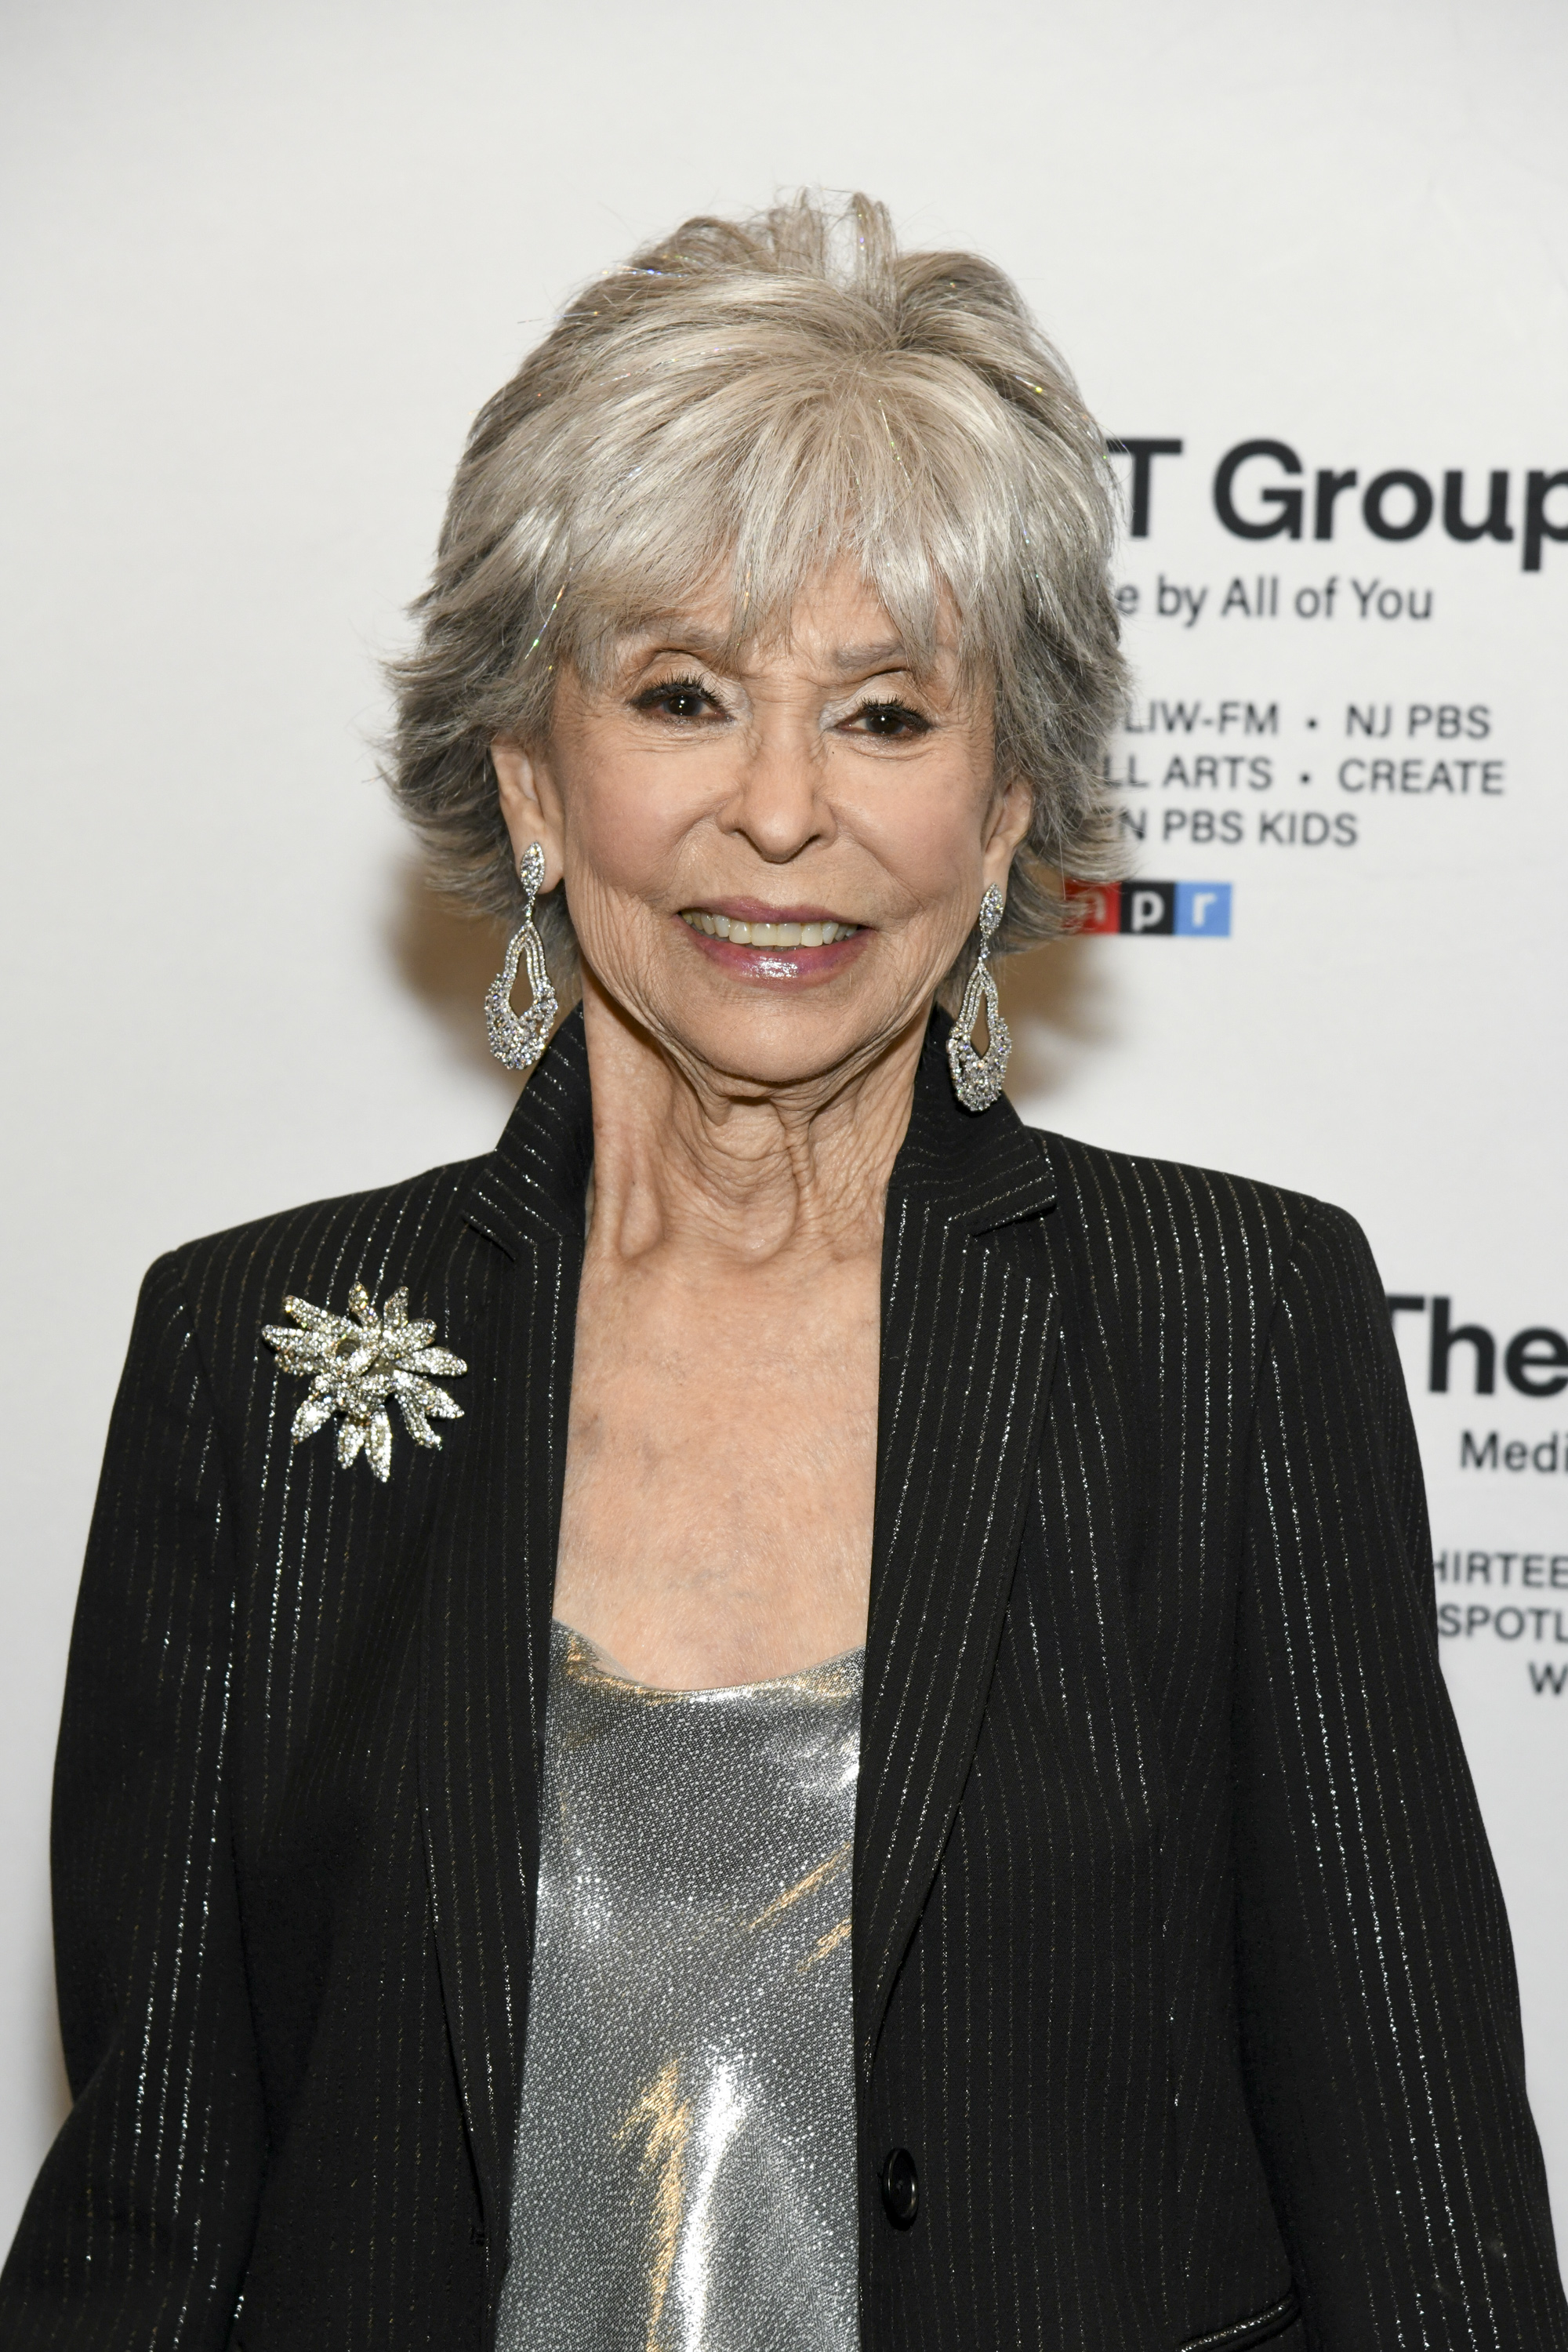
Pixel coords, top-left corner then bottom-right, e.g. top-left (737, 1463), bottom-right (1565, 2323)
top-left (1230, 1197), bottom-right (1567, 2348)
top-left (0, 1252), bottom-right (267, 2348)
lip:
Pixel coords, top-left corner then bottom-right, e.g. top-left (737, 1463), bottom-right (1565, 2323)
top-left (684, 899), bottom-right (858, 926)
top-left (676, 912), bottom-right (869, 989)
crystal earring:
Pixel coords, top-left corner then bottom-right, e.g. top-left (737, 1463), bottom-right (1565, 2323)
top-left (947, 884), bottom-right (1011, 1112)
top-left (485, 841), bottom-right (559, 1072)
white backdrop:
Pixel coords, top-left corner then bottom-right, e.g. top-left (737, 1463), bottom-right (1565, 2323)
top-left (4, 0), bottom-right (1566, 2269)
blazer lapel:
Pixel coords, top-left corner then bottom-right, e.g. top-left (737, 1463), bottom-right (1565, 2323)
top-left (854, 1019), bottom-right (1062, 2082)
top-left (418, 1014), bottom-right (593, 2251)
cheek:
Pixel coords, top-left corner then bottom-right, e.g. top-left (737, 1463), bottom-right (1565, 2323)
top-left (561, 750), bottom-right (701, 901)
top-left (852, 756), bottom-right (995, 910)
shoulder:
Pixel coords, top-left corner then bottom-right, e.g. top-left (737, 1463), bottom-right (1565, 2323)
top-left (1034, 1123), bottom-right (1324, 1251)
top-left (138, 1152), bottom-right (488, 1398)
top-left (1030, 1124), bottom-right (1377, 1334)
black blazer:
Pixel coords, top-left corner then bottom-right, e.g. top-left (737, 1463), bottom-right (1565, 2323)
top-left (4, 1011), bottom-right (1563, 2352)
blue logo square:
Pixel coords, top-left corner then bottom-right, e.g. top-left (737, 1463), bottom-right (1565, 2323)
top-left (1174, 882), bottom-right (1232, 937)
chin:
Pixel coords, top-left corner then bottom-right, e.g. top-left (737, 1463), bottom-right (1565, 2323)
top-left (669, 999), bottom-right (900, 1091)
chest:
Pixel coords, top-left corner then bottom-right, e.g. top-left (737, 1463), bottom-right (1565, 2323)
top-left (575, 1239), bottom-right (877, 1501)
top-left (552, 1237), bottom-right (882, 1681)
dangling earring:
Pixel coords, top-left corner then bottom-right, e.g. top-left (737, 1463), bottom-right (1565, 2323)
top-left (947, 883), bottom-right (1011, 1112)
top-left (485, 841), bottom-right (559, 1073)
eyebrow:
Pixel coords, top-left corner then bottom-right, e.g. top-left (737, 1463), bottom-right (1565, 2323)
top-left (824, 641), bottom-right (913, 674)
top-left (625, 626), bottom-right (917, 677)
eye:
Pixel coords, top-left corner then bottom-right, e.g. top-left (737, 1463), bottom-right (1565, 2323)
top-left (633, 674), bottom-right (724, 722)
top-left (845, 698), bottom-right (931, 740)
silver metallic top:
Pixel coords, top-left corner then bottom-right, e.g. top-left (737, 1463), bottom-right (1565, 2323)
top-left (495, 1621), bottom-right (864, 2352)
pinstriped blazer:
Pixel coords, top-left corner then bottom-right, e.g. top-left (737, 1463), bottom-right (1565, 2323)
top-left (4, 1008), bottom-right (1564, 2352)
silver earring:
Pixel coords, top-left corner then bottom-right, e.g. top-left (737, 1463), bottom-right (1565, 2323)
top-left (485, 842), bottom-right (559, 1073)
top-left (947, 884), bottom-right (1010, 1112)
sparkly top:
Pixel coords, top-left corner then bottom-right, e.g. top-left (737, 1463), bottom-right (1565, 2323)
top-left (495, 1621), bottom-right (864, 2352)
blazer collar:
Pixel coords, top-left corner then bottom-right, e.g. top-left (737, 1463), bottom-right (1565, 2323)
top-left (461, 1000), bottom-right (1057, 1255)
top-left (460, 1005), bottom-right (597, 1259)
top-left (887, 1008), bottom-right (1056, 1230)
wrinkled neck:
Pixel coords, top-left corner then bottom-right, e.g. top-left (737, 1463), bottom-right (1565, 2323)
top-left (578, 976), bottom-right (924, 1269)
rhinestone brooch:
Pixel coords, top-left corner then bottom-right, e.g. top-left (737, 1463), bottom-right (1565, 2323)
top-left (263, 1283), bottom-right (468, 1482)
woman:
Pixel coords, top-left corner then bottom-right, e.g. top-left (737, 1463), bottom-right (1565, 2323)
top-left (2, 194), bottom-right (1563, 2352)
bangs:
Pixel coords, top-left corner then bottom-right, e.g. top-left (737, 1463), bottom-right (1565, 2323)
top-left (488, 322), bottom-right (1105, 700)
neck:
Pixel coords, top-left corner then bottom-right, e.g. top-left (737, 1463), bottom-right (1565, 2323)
top-left (579, 971), bottom-right (928, 1268)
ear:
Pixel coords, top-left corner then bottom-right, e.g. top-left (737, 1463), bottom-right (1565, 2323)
top-left (490, 738), bottom-right (565, 891)
top-left (982, 773), bottom-right (1035, 889)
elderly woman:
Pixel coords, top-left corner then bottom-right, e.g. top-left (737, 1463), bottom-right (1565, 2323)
top-left (3, 195), bottom-right (1563, 2352)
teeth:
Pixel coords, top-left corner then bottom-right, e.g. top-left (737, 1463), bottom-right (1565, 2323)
top-left (682, 911), bottom-right (858, 946)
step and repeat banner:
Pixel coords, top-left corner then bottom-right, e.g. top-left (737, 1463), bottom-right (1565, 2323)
top-left (2, 0), bottom-right (1564, 2270)
top-left (1010, 409), bottom-right (1568, 2187)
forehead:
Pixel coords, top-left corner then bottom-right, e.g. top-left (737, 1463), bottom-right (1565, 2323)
top-left (607, 561), bottom-right (962, 680)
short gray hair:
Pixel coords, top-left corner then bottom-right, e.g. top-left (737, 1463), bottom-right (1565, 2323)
top-left (386, 192), bottom-right (1126, 981)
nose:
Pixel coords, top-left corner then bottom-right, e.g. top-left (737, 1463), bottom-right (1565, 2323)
top-left (717, 720), bottom-right (835, 865)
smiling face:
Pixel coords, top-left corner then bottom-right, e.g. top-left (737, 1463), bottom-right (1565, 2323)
top-left (491, 561), bottom-right (1033, 1097)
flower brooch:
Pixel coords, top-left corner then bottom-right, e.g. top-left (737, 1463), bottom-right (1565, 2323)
top-left (263, 1284), bottom-right (467, 1481)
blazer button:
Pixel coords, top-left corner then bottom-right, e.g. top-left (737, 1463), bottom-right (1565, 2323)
top-left (880, 2147), bottom-right (919, 2228)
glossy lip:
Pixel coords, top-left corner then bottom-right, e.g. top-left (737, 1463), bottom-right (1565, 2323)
top-left (675, 907), bottom-right (870, 988)
top-left (681, 898), bottom-right (859, 926)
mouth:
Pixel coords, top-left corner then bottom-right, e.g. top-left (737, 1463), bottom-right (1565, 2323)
top-left (676, 902), bottom-right (869, 985)
top-left (679, 909), bottom-right (861, 948)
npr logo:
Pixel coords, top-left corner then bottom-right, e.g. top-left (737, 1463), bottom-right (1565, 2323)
top-left (1069, 880), bottom-right (1233, 936)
